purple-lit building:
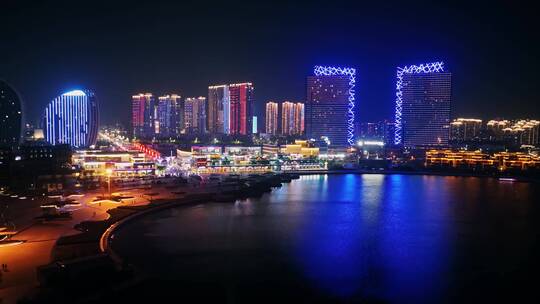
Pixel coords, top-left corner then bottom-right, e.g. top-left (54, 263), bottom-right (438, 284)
top-left (306, 66), bottom-right (356, 146)
top-left (395, 62), bottom-right (451, 148)
top-left (208, 85), bottom-right (229, 134)
top-left (184, 97), bottom-right (206, 134)
top-left (157, 94), bottom-right (183, 137)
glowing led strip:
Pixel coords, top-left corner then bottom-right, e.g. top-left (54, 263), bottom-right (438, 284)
top-left (44, 90), bottom-right (97, 147)
top-left (394, 61), bottom-right (445, 145)
top-left (313, 65), bottom-right (356, 146)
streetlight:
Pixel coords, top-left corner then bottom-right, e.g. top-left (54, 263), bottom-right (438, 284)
top-left (105, 168), bottom-right (113, 198)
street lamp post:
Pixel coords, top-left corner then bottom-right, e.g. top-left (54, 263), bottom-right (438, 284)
top-left (105, 168), bottom-right (113, 198)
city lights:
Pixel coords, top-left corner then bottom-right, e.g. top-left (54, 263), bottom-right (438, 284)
top-left (357, 140), bottom-right (384, 147)
top-left (2, 5), bottom-right (540, 304)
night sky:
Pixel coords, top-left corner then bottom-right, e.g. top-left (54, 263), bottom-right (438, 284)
top-left (1, 0), bottom-right (538, 127)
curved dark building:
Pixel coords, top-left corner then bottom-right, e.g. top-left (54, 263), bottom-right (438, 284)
top-left (43, 89), bottom-right (99, 148)
top-left (0, 80), bottom-right (23, 148)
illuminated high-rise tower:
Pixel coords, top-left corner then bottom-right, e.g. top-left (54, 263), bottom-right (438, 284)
top-left (281, 102), bottom-right (305, 136)
top-left (265, 101), bottom-right (278, 135)
top-left (294, 102), bottom-right (305, 135)
top-left (0, 80), bottom-right (23, 148)
top-left (229, 83), bottom-right (254, 135)
top-left (208, 85), bottom-right (230, 134)
top-left (394, 62), bottom-right (451, 147)
top-left (132, 93), bottom-right (156, 138)
top-left (184, 97), bottom-right (206, 134)
top-left (157, 94), bottom-right (182, 137)
top-left (306, 66), bottom-right (356, 146)
top-left (43, 89), bottom-right (99, 148)
top-left (132, 93), bottom-right (146, 138)
top-left (281, 102), bottom-right (294, 136)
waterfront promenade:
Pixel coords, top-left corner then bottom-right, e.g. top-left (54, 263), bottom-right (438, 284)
top-left (0, 178), bottom-right (208, 304)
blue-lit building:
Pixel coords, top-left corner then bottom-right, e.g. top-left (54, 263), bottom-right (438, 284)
top-left (252, 116), bottom-right (258, 134)
top-left (394, 62), bottom-right (452, 148)
top-left (0, 80), bottom-right (23, 148)
top-left (306, 66), bottom-right (356, 147)
top-left (157, 94), bottom-right (183, 137)
top-left (43, 89), bottom-right (99, 148)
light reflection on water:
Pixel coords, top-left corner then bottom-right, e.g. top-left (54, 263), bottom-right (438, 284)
top-left (112, 174), bottom-right (539, 303)
top-left (290, 174), bottom-right (451, 301)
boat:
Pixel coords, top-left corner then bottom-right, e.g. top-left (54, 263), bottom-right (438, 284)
top-left (499, 177), bottom-right (517, 182)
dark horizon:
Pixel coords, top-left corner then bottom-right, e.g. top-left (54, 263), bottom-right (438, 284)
top-left (1, 0), bottom-right (538, 127)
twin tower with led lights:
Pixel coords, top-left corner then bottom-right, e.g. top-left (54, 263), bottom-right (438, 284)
top-left (305, 62), bottom-right (450, 148)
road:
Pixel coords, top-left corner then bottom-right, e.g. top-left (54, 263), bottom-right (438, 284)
top-left (0, 182), bottom-right (185, 304)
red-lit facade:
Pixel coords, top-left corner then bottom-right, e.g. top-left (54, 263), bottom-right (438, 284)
top-left (229, 83), bottom-right (254, 135)
top-left (133, 142), bottom-right (161, 159)
top-left (131, 95), bottom-right (144, 137)
top-left (131, 93), bottom-right (155, 138)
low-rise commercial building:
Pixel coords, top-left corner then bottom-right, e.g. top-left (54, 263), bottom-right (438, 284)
top-left (280, 140), bottom-right (319, 158)
top-left (72, 150), bottom-right (155, 177)
top-left (425, 149), bottom-right (540, 170)
top-left (176, 145), bottom-right (269, 173)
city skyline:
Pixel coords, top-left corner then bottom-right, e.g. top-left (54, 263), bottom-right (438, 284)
top-left (3, 57), bottom-right (535, 135)
top-left (4, 73), bottom-right (538, 146)
top-left (2, 2), bottom-right (540, 302)
top-left (1, 1), bottom-right (538, 127)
